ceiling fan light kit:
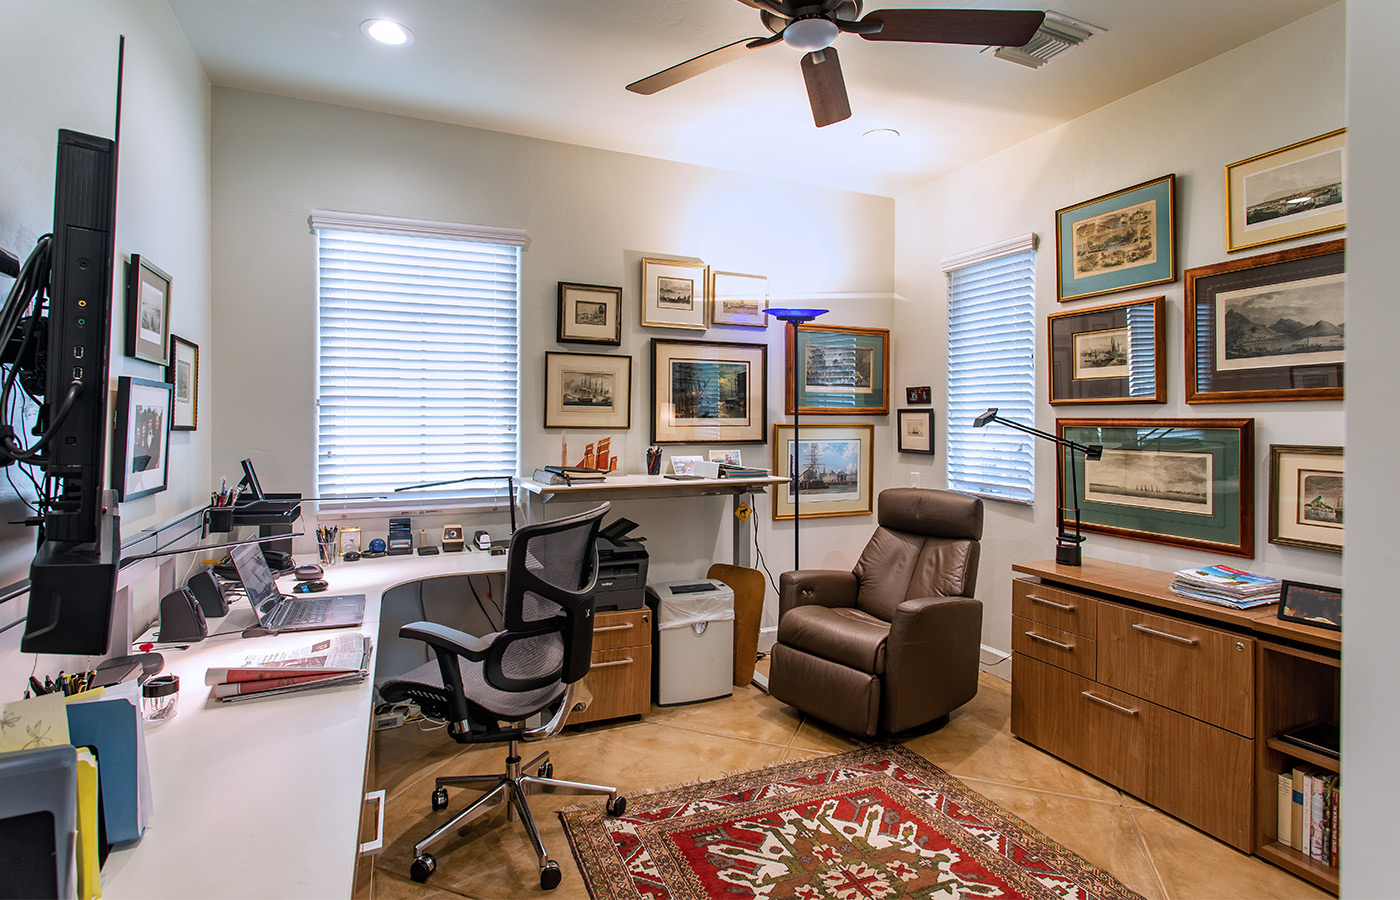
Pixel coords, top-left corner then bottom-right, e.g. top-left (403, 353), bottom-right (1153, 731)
top-left (627, 1), bottom-right (1046, 128)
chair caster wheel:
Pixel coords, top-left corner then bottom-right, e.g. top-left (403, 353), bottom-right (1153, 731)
top-left (410, 854), bottom-right (436, 883)
top-left (537, 762), bottom-right (554, 779)
top-left (606, 795), bottom-right (627, 817)
top-left (540, 861), bottom-right (561, 890)
top-left (431, 787), bottom-right (449, 811)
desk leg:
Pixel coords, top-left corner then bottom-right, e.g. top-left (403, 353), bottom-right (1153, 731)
top-left (519, 486), bottom-right (542, 526)
top-left (733, 491), bottom-right (752, 568)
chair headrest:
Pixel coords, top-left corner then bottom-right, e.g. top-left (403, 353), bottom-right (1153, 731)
top-left (877, 488), bottom-right (983, 541)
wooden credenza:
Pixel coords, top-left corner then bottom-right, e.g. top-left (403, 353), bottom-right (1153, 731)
top-left (1010, 559), bottom-right (1340, 894)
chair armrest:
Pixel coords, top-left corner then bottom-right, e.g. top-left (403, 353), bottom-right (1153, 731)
top-left (399, 621), bottom-right (494, 661)
top-left (778, 570), bottom-right (859, 617)
top-left (889, 595), bottom-right (981, 643)
top-left (883, 595), bottom-right (984, 732)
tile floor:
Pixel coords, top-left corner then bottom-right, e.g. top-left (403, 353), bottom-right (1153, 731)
top-left (363, 670), bottom-right (1330, 900)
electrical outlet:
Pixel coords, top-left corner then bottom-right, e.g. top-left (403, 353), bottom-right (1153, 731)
top-left (910, 470), bottom-right (920, 488)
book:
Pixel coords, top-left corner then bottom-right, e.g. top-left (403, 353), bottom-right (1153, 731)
top-left (1309, 772), bottom-right (1326, 859)
top-left (215, 671), bottom-right (367, 703)
top-left (1276, 771), bottom-right (1292, 848)
top-left (1331, 777), bottom-right (1340, 867)
top-left (205, 632), bottom-right (371, 685)
top-left (213, 671), bottom-right (356, 698)
top-left (1291, 764), bottom-right (1318, 851)
top-left (532, 465), bottom-right (607, 485)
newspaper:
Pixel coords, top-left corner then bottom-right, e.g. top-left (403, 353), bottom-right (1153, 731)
top-left (205, 632), bottom-right (371, 685)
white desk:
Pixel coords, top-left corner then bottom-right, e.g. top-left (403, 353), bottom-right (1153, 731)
top-left (518, 474), bottom-right (787, 568)
top-left (102, 551), bottom-right (507, 900)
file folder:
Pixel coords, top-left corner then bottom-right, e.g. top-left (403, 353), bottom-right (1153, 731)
top-left (66, 689), bottom-right (146, 845)
top-left (0, 744), bottom-right (78, 900)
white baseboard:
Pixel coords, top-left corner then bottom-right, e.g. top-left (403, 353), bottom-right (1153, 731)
top-left (979, 643), bottom-right (1012, 677)
top-left (758, 625), bottom-right (777, 653)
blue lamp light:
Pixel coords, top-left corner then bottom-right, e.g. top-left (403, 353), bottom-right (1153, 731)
top-left (765, 307), bottom-right (828, 569)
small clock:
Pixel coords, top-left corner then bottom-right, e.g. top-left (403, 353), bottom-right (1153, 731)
top-left (340, 526), bottom-right (362, 557)
top-left (442, 524), bottom-right (466, 553)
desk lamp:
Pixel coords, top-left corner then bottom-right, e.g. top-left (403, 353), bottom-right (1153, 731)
top-left (394, 475), bottom-right (517, 536)
top-left (973, 408), bottom-right (1102, 566)
top-left (765, 307), bottom-right (827, 570)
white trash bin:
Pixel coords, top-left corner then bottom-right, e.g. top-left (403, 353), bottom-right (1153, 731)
top-left (646, 580), bottom-right (735, 705)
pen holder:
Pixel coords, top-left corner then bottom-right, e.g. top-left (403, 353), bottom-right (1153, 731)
top-left (208, 506), bottom-right (234, 534)
top-left (317, 537), bottom-right (339, 566)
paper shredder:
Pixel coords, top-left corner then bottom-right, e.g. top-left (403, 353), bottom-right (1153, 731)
top-left (646, 580), bottom-right (735, 705)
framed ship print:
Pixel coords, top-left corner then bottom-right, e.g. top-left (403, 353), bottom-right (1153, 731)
top-left (544, 352), bottom-right (632, 429)
top-left (650, 339), bottom-right (766, 444)
top-left (641, 258), bottom-right (708, 329)
top-left (709, 270), bottom-right (768, 327)
top-left (557, 282), bottom-right (622, 345)
top-left (771, 424), bottom-right (873, 520)
top-left (786, 324), bottom-right (890, 415)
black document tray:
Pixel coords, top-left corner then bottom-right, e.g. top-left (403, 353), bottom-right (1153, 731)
top-left (232, 492), bottom-right (302, 526)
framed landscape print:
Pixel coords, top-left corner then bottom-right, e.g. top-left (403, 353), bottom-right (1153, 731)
top-left (1057, 418), bottom-right (1254, 557)
top-left (1278, 581), bottom-right (1342, 631)
top-left (544, 352), bottom-right (632, 429)
top-left (167, 334), bottom-right (199, 430)
top-left (1185, 239), bottom-right (1344, 403)
top-left (1269, 444), bottom-right (1343, 553)
top-left (557, 282), bottom-right (622, 345)
top-left (1227, 129), bottom-right (1345, 253)
top-left (786, 324), bottom-right (890, 415)
top-left (897, 409), bottom-right (934, 454)
top-left (651, 339), bottom-right (766, 444)
top-left (709, 270), bottom-right (768, 327)
top-left (1048, 297), bottom-right (1165, 405)
top-left (641, 257), bottom-right (708, 329)
top-left (126, 254), bottom-right (172, 364)
top-left (1056, 175), bottom-right (1177, 302)
top-left (771, 424), bottom-right (874, 520)
top-left (114, 376), bottom-right (173, 501)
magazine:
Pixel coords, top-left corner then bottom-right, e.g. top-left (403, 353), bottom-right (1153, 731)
top-left (205, 632), bottom-right (372, 685)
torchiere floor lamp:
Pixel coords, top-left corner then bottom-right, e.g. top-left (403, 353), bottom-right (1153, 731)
top-left (765, 307), bottom-right (827, 570)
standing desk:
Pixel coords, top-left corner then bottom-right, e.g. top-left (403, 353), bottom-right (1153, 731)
top-left (101, 551), bottom-right (507, 899)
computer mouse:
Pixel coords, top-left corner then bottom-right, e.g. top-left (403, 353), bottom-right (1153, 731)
top-left (342, 551), bottom-right (362, 562)
top-left (294, 564), bottom-right (324, 581)
top-left (292, 580), bottom-right (328, 593)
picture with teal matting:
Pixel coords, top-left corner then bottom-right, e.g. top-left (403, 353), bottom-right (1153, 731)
top-left (786, 323), bottom-right (889, 416)
top-left (1056, 174), bottom-right (1177, 302)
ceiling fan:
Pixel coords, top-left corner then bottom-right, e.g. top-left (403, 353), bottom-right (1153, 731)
top-left (626, 1), bottom-right (1046, 127)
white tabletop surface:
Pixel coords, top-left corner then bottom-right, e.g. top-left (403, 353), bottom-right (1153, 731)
top-left (102, 550), bottom-right (506, 899)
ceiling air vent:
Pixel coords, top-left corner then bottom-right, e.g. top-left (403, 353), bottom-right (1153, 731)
top-left (981, 13), bottom-right (1102, 69)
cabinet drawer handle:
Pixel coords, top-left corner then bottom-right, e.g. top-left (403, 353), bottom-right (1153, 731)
top-left (595, 623), bottom-right (636, 633)
top-left (591, 657), bottom-right (634, 669)
top-left (1026, 593), bottom-right (1075, 612)
top-left (1025, 631), bottom-right (1074, 652)
top-left (1080, 691), bottom-right (1140, 716)
top-left (359, 789), bottom-right (385, 854)
top-left (1131, 623), bottom-right (1199, 645)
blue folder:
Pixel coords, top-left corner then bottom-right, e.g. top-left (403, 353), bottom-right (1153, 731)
top-left (66, 694), bottom-right (144, 844)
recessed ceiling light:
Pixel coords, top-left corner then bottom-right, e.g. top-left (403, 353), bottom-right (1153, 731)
top-left (862, 128), bottom-right (900, 145)
top-left (361, 19), bottom-right (414, 46)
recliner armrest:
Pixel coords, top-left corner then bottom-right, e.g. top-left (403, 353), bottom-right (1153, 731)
top-left (400, 621), bottom-right (495, 661)
top-left (779, 570), bottom-right (859, 616)
top-left (889, 595), bottom-right (981, 644)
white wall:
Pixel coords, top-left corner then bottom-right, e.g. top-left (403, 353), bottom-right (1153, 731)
top-left (208, 88), bottom-right (895, 622)
top-left (893, 4), bottom-right (1347, 661)
top-left (0, 1), bottom-right (212, 697)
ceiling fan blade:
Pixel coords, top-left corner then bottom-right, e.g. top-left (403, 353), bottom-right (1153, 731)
top-left (626, 34), bottom-right (780, 95)
top-left (801, 48), bottom-right (851, 128)
top-left (858, 9), bottom-right (1046, 46)
top-left (748, 0), bottom-right (795, 18)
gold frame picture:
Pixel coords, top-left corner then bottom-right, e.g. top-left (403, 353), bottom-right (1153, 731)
top-left (1268, 444), bottom-right (1343, 553)
top-left (771, 423), bottom-right (874, 520)
top-left (708, 270), bottom-right (768, 327)
top-left (641, 257), bottom-right (708, 329)
top-left (1227, 129), bottom-right (1346, 253)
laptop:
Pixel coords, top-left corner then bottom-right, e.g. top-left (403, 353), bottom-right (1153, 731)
top-left (229, 543), bottom-right (365, 636)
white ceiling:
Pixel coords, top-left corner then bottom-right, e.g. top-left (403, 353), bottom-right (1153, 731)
top-left (166, 0), bottom-right (1337, 197)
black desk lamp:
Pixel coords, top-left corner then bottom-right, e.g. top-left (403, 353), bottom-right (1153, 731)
top-left (973, 408), bottom-right (1102, 566)
top-left (765, 307), bottom-right (827, 570)
top-left (394, 475), bottom-right (517, 535)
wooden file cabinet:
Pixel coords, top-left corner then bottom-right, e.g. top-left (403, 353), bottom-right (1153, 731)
top-left (570, 607), bottom-right (652, 724)
top-left (1011, 560), bottom-right (1340, 892)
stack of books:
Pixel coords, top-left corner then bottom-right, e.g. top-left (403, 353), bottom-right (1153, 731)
top-left (532, 465), bottom-right (607, 485)
top-left (207, 633), bottom-right (372, 702)
top-left (1278, 764), bottom-right (1340, 866)
top-left (1170, 564), bottom-right (1281, 608)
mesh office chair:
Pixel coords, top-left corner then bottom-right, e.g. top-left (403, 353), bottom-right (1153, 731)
top-left (378, 503), bottom-right (625, 890)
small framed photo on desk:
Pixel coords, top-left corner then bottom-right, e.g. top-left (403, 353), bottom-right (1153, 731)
top-left (1278, 580), bottom-right (1341, 631)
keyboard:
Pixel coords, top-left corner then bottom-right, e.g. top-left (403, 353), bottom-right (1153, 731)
top-left (279, 596), bottom-right (332, 626)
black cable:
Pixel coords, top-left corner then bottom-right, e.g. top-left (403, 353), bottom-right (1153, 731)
top-left (468, 576), bottom-right (501, 632)
top-left (750, 509), bottom-right (779, 595)
top-left (5, 466), bottom-right (37, 513)
top-left (1, 380), bottom-right (80, 462)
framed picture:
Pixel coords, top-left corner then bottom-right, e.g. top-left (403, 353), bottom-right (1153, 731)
top-left (1048, 296), bottom-right (1165, 405)
top-left (1277, 581), bottom-right (1341, 631)
top-left (167, 334), bottom-right (199, 430)
top-left (544, 352), bottom-right (632, 429)
top-left (771, 424), bottom-right (874, 519)
top-left (1269, 444), bottom-right (1343, 553)
top-left (1227, 129), bottom-right (1346, 253)
top-left (126, 254), bottom-right (171, 364)
top-left (905, 386), bottom-right (931, 405)
top-left (709, 449), bottom-right (742, 465)
top-left (651, 339), bottom-right (767, 444)
top-left (1056, 174), bottom-right (1177, 302)
top-left (786, 324), bottom-right (890, 415)
top-left (114, 376), bottom-right (173, 501)
top-left (1057, 417), bottom-right (1254, 557)
top-left (671, 455), bottom-right (703, 476)
top-left (897, 409), bottom-right (934, 454)
top-left (641, 257), bottom-right (708, 329)
top-left (709, 271), bottom-right (768, 327)
top-left (1184, 239), bottom-right (1344, 403)
top-left (557, 282), bottom-right (622, 345)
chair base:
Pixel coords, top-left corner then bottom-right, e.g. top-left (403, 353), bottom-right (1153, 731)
top-left (408, 741), bottom-right (624, 890)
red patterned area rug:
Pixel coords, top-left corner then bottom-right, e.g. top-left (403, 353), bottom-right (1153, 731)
top-left (559, 744), bottom-right (1143, 900)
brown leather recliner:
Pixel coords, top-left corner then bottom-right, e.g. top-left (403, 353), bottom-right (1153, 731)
top-left (768, 488), bottom-right (984, 738)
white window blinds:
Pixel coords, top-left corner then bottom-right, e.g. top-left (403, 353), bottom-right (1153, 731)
top-left (312, 214), bottom-right (523, 501)
top-left (943, 235), bottom-right (1037, 504)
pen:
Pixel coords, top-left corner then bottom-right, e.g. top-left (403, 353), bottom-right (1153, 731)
top-left (29, 675), bottom-right (45, 695)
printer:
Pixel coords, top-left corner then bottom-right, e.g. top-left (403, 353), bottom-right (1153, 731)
top-left (594, 517), bottom-right (649, 611)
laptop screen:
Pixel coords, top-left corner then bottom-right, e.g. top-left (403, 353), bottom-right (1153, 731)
top-left (230, 543), bottom-right (282, 623)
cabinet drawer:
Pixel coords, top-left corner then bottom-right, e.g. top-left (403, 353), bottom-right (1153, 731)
top-left (1012, 579), bottom-right (1097, 639)
top-left (1011, 615), bottom-right (1096, 678)
top-left (592, 608), bottom-right (651, 651)
top-left (1098, 602), bottom-right (1254, 737)
top-left (1148, 700), bottom-right (1254, 851)
top-left (571, 644), bottom-right (652, 724)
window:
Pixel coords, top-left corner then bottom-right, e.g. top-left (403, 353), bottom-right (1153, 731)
top-left (310, 211), bottom-right (527, 503)
top-left (942, 234), bottom-right (1037, 503)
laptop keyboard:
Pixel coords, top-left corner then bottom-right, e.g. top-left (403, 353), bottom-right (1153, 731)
top-left (278, 596), bottom-right (332, 627)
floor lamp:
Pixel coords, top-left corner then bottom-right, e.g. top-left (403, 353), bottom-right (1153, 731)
top-left (765, 307), bottom-right (827, 570)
